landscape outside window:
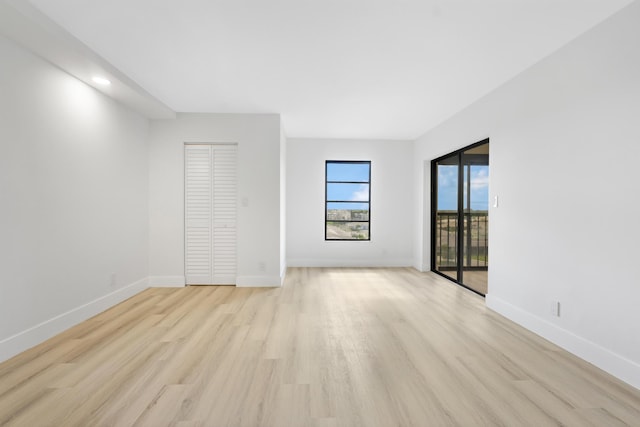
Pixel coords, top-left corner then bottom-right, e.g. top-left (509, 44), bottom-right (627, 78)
top-left (436, 163), bottom-right (489, 267)
top-left (325, 161), bottom-right (371, 240)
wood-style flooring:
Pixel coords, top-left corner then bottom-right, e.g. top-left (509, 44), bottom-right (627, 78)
top-left (436, 270), bottom-right (488, 295)
top-left (0, 267), bottom-right (639, 426)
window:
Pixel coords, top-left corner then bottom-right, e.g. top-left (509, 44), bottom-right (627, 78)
top-left (325, 161), bottom-right (371, 240)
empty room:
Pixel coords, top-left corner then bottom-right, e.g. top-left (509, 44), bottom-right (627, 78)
top-left (1, 0), bottom-right (639, 425)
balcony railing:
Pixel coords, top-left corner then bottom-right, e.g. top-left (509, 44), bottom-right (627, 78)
top-left (435, 211), bottom-right (488, 268)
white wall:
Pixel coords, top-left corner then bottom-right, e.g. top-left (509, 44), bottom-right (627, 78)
top-left (279, 125), bottom-right (287, 281)
top-left (287, 138), bottom-right (413, 267)
top-left (414, 2), bottom-right (640, 389)
top-left (148, 113), bottom-right (283, 287)
top-left (0, 34), bottom-right (150, 361)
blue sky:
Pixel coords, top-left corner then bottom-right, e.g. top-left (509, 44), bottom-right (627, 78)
top-left (327, 162), bottom-right (369, 182)
top-left (327, 183), bottom-right (369, 201)
top-left (326, 162), bottom-right (370, 210)
top-left (438, 165), bottom-right (489, 211)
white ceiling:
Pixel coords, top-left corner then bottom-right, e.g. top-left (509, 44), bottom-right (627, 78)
top-left (25, 0), bottom-right (634, 140)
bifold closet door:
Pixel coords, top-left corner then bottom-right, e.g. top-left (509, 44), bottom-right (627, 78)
top-left (185, 144), bottom-right (237, 285)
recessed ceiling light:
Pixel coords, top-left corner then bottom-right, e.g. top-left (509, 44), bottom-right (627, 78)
top-left (92, 76), bottom-right (111, 86)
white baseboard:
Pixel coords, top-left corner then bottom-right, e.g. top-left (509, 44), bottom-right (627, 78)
top-left (0, 277), bottom-right (149, 363)
top-left (486, 294), bottom-right (640, 391)
top-left (287, 258), bottom-right (413, 268)
top-left (414, 262), bottom-right (428, 272)
top-left (236, 275), bottom-right (282, 287)
top-left (148, 275), bottom-right (186, 287)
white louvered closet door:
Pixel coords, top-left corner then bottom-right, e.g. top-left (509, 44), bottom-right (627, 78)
top-left (185, 144), bottom-right (237, 285)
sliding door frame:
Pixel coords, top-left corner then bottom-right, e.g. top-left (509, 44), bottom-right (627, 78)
top-left (430, 138), bottom-right (489, 296)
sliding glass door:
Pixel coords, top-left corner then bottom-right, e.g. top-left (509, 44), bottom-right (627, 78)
top-left (432, 140), bottom-right (489, 295)
top-left (433, 153), bottom-right (460, 282)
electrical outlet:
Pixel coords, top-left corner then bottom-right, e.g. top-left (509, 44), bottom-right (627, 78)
top-left (258, 262), bottom-right (266, 272)
top-left (110, 273), bottom-right (117, 288)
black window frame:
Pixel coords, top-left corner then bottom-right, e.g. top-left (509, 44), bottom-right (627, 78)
top-left (325, 160), bottom-right (371, 241)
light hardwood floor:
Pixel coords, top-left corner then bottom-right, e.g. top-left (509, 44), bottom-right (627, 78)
top-left (1, 267), bottom-right (639, 426)
top-left (460, 270), bottom-right (488, 295)
top-left (437, 270), bottom-right (488, 295)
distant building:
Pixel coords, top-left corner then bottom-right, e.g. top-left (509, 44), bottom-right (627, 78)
top-left (351, 210), bottom-right (368, 221)
top-left (327, 209), bottom-right (350, 221)
top-left (327, 209), bottom-right (369, 221)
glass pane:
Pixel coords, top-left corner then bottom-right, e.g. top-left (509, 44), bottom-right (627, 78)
top-left (327, 162), bottom-right (370, 182)
top-left (326, 222), bottom-right (369, 240)
top-left (327, 203), bottom-right (369, 221)
top-left (327, 183), bottom-right (369, 202)
top-left (435, 156), bottom-right (459, 281)
top-left (461, 144), bottom-right (489, 295)
top-left (463, 166), bottom-right (468, 210)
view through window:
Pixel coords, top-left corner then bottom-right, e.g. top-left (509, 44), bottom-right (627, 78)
top-left (325, 161), bottom-right (371, 240)
top-left (432, 140), bottom-right (489, 295)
